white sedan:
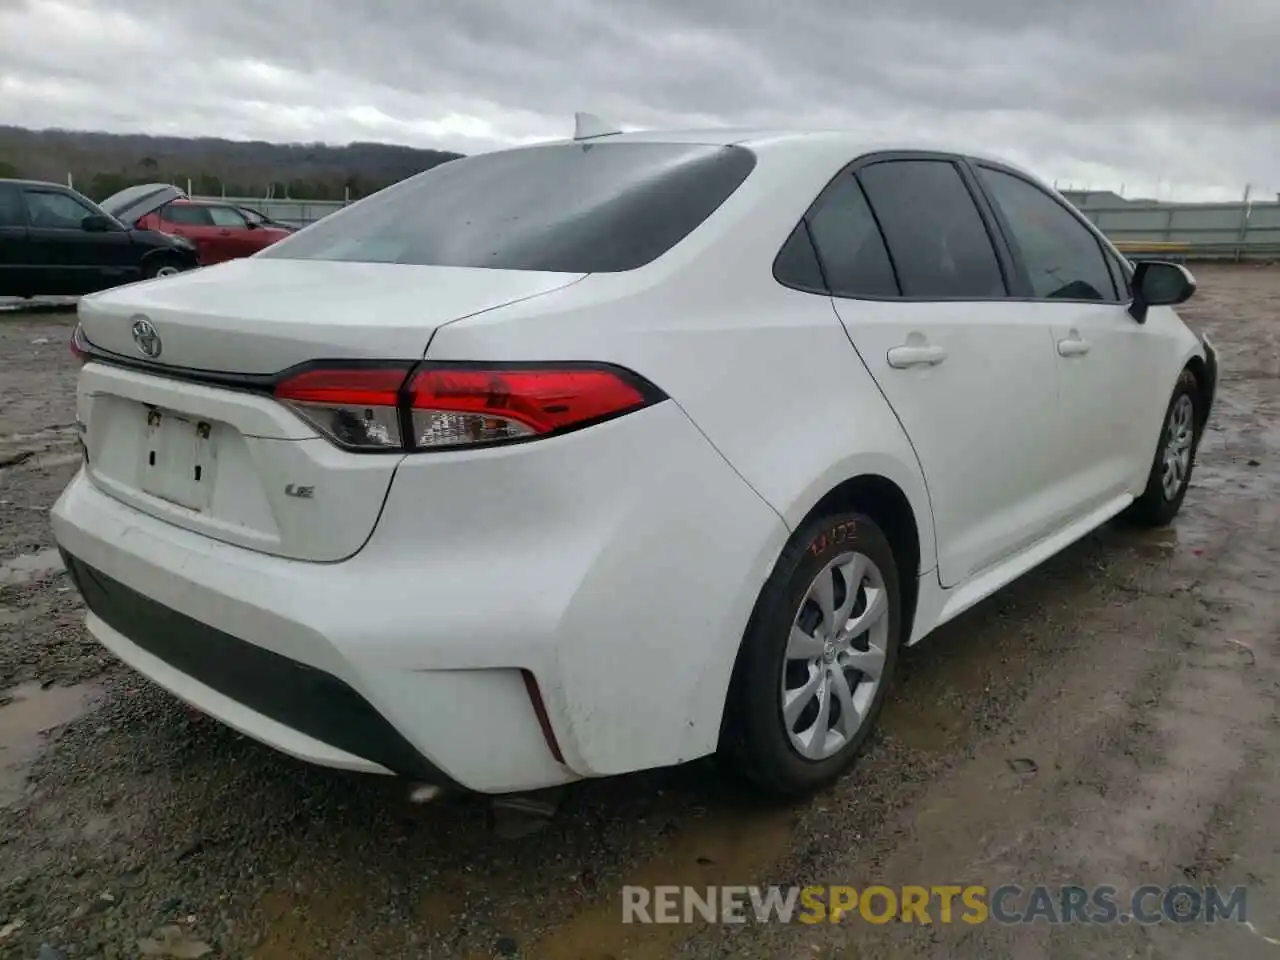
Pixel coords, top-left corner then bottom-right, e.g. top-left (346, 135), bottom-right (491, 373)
top-left (51, 128), bottom-right (1217, 797)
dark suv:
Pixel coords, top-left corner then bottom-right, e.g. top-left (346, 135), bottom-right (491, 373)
top-left (0, 178), bottom-right (199, 298)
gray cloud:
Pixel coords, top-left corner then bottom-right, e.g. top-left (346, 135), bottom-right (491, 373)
top-left (1, 0), bottom-right (1277, 198)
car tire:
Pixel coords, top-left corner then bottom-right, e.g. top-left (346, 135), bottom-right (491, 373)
top-left (1124, 369), bottom-right (1202, 528)
top-left (722, 510), bottom-right (902, 798)
top-left (143, 257), bottom-right (185, 280)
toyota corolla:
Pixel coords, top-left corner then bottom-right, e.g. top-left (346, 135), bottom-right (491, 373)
top-left (52, 127), bottom-right (1216, 797)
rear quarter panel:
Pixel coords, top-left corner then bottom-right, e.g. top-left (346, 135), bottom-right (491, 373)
top-left (422, 152), bottom-right (938, 763)
top-left (423, 142), bottom-right (937, 575)
top-left (426, 270), bottom-right (935, 568)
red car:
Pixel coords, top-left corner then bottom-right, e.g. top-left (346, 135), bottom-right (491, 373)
top-left (101, 185), bottom-right (294, 266)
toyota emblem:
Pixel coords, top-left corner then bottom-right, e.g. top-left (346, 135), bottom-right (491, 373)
top-left (131, 316), bottom-right (162, 359)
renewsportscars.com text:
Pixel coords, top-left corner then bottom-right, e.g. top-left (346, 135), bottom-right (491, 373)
top-left (621, 884), bottom-right (1248, 926)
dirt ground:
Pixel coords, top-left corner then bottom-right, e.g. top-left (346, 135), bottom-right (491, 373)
top-left (1, 264), bottom-right (1278, 959)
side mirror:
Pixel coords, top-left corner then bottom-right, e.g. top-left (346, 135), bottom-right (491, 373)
top-left (81, 214), bottom-right (114, 232)
top-left (1128, 260), bottom-right (1196, 323)
top-left (244, 219), bottom-right (259, 229)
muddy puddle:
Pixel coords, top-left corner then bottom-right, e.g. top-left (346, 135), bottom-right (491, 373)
top-left (252, 777), bottom-right (801, 960)
top-left (0, 547), bottom-right (65, 587)
top-left (517, 802), bottom-right (795, 960)
top-left (0, 681), bottom-right (101, 808)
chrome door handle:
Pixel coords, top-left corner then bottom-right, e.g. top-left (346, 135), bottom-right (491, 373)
top-left (887, 344), bottom-right (948, 368)
top-left (1057, 337), bottom-right (1092, 357)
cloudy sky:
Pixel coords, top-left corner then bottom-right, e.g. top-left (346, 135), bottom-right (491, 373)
top-left (1, 0), bottom-right (1277, 200)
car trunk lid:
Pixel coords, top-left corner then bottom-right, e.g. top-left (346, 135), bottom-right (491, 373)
top-left (77, 257), bottom-right (585, 375)
top-left (99, 183), bottom-right (186, 227)
top-left (74, 258), bottom-right (585, 561)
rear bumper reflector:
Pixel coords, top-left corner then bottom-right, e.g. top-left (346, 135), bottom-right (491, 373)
top-left (521, 669), bottom-right (566, 765)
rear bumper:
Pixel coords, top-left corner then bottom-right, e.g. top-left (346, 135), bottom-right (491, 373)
top-left (61, 550), bottom-right (453, 784)
top-left (52, 470), bottom-right (579, 793)
top-left (51, 399), bottom-right (788, 793)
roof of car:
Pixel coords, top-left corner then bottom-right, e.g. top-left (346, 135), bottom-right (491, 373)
top-left (533, 127), bottom-right (1029, 178)
top-left (0, 177), bottom-right (79, 189)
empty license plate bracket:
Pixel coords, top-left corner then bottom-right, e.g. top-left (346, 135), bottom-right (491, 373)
top-left (139, 407), bottom-right (217, 511)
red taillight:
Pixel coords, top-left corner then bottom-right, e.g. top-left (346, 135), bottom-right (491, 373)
top-left (407, 366), bottom-right (650, 450)
top-left (273, 366), bottom-right (408, 407)
top-left (272, 362), bottom-right (662, 453)
top-left (273, 365), bottom-right (411, 451)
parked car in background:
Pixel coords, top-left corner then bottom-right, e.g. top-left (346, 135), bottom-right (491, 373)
top-left (0, 178), bottom-right (198, 297)
top-left (54, 130), bottom-right (1216, 799)
top-left (100, 184), bottom-right (293, 266)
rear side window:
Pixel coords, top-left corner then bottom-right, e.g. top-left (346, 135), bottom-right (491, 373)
top-left (773, 222), bottom-right (827, 293)
top-left (976, 166), bottom-right (1118, 301)
top-left (24, 190), bottom-right (95, 229)
top-left (857, 160), bottom-right (1006, 298)
top-left (0, 184), bottom-right (22, 227)
top-left (208, 206), bottom-right (249, 228)
top-left (163, 204), bottom-right (213, 226)
top-left (260, 142), bottom-right (757, 273)
top-left (805, 174), bottom-right (899, 298)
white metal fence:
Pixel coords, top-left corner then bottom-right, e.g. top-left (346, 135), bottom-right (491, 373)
top-left (1078, 202), bottom-right (1280, 261)
top-left (200, 196), bottom-right (347, 229)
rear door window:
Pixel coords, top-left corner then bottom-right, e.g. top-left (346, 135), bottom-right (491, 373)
top-left (208, 206), bottom-right (250, 228)
top-left (260, 141), bottom-right (757, 273)
top-left (805, 173), bottom-right (899, 298)
top-left (163, 204), bottom-right (214, 226)
top-left (976, 166), bottom-right (1119, 301)
top-left (856, 160), bottom-right (1006, 299)
top-left (0, 184), bottom-right (23, 227)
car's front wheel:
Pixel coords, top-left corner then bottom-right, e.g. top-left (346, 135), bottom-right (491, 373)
top-left (1125, 370), bottom-right (1202, 527)
top-left (143, 257), bottom-right (185, 280)
top-left (722, 510), bottom-right (902, 797)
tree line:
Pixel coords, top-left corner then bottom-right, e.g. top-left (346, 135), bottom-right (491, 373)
top-left (0, 125), bottom-right (463, 202)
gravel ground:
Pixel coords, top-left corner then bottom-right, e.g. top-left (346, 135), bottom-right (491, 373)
top-left (1, 265), bottom-right (1278, 959)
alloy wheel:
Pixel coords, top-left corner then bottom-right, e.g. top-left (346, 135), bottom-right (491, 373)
top-left (1161, 393), bottom-right (1195, 500)
top-left (781, 551), bottom-right (890, 761)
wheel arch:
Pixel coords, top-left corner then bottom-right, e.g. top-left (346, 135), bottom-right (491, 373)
top-left (1126, 331), bottom-right (1212, 480)
top-left (139, 245), bottom-right (178, 262)
top-left (139, 246), bottom-right (190, 271)
top-left (796, 473), bottom-right (925, 645)
top-left (1181, 353), bottom-right (1212, 430)
top-left (773, 448), bottom-right (936, 583)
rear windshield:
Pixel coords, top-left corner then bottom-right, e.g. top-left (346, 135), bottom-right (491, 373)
top-left (260, 141), bottom-right (757, 273)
